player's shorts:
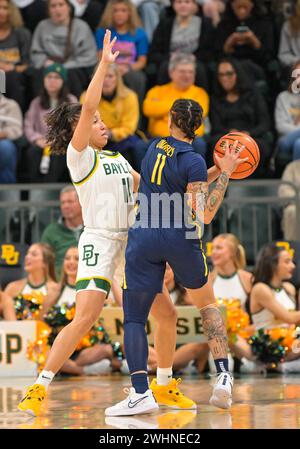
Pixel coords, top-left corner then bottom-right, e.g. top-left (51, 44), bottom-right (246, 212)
top-left (76, 228), bottom-right (127, 297)
top-left (123, 227), bottom-right (208, 293)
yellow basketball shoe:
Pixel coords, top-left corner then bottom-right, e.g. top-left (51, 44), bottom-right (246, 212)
top-left (18, 384), bottom-right (46, 417)
top-left (150, 378), bottom-right (196, 410)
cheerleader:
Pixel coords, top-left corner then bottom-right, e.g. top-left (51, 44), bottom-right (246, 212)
top-left (251, 243), bottom-right (300, 372)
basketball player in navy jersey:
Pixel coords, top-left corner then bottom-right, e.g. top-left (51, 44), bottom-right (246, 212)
top-left (105, 99), bottom-right (247, 416)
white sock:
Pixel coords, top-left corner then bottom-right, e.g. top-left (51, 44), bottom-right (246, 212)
top-left (36, 370), bottom-right (55, 390)
top-left (157, 367), bottom-right (173, 386)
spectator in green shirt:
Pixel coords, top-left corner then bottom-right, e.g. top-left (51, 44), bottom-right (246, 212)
top-left (41, 185), bottom-right (83, 277)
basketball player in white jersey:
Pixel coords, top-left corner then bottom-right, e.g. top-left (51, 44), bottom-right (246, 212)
top-left (17, 30), bottom-right (139, 416)
top-left (18, 30), bottom-right (196, 417)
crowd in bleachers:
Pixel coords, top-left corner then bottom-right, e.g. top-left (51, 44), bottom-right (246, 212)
top-left (0, 0), bottom-right (299, 183)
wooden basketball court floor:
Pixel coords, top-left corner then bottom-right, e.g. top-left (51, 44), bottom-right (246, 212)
top-left (1, 375), bottom-right (300, 429)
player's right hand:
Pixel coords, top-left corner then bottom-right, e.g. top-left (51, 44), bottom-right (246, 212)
top-left (101, 29), bottom-right (119, 64)
top-left (214, 140), bottom-right (248, 176)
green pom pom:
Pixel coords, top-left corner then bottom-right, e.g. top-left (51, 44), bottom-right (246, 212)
top-left (249, 329), bottom-right (286, 366)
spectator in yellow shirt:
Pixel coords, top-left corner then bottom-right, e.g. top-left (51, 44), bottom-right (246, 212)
top-left (80, 63), bottom-right (145, 170)
top-left (142, 53), bottom-right (210, 158)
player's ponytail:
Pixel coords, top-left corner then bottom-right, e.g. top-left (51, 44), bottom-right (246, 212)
top-left (46, 102), bottom-right (82, 155)
top-left (170, 99), bottom-right (203, 140)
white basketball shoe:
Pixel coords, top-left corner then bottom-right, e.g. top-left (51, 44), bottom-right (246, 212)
top-left (209, 372), bottom-right (233, 409)
top-left (105, 387), bottom-right (159, 416)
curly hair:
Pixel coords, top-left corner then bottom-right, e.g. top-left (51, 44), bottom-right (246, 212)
top-left (170, 99), bottom-right (203, 140)
top-left (46, 102), bottom-right (82, 155)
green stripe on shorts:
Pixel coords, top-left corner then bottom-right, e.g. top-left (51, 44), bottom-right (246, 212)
top-left (76, 277), bottom-right (111, 297)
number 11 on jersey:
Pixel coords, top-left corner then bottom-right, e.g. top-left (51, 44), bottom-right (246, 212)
top-left (151, 153), bottom-right (166, 185)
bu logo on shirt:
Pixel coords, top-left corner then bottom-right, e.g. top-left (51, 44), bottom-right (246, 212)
top-left (82, 244), bottom-right (99, 266)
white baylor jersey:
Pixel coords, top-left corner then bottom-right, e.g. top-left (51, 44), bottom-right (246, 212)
top-left (67, 142), bottom-right (134, 232)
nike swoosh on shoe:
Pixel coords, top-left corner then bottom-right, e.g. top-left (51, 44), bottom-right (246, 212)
top-left (128, 396), bottom-right (149, 408)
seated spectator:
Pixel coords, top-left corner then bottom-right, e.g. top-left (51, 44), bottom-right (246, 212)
top-left (0, 289), bottom-right (16, 319)
top-left (69, 0), bottom-right (105, 31)
top-left (215, 0), bottom-right (274, 82)
top-left (41, 185), bottom-right (83, 278)
top-left (143, 53), bottom-right (210, 158)
top-left (80, 63), bottom-right (145, 171)
top-left (30, 0), bottom-right (98, 98)
top-left (0, 93), bottom-right (23, 183)
top-left (12, 0), bottom-right (48, 33)
top-left (147, 0), bottom-right (215, 87)
top-left (24, 63), bottom-right (77, 183)
top-left (278, 159), bottom-right (300, 240)
top-left (45, 247), bottom-right (124, 376)
top-left (95, 0), bottom-right (148, 104)
top-left (209, 58), bottom-right (272, 176)
top-left (4, 242), bottom-right (60, 319)
top-left (278, 0), bottom-right (300, 68)
top-left (250, 243), bottom-right (300, 373)
top-left (275, 61), bottom-right (300, 163)
top-left (0, 0), bottom-right (31, 110)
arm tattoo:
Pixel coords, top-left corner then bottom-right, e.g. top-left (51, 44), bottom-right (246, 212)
top-left (201, 306), bottom-right (228, 359)
top-left (186, 171), bottom-right (229, 224)
top-left (215, 171), bottom-right (229, 191)
top-left (206, 171), bottom-right (229, 214)
top-left (186, 181), bottom-right (208, 221)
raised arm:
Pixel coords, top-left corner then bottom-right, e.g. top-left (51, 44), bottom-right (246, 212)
top-left (186, 140), bottom-right (247, 225)
top-left (71, 30), bottom-right (119, 152)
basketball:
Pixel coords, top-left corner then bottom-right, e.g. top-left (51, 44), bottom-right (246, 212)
top-left (213, 131), bottom-right (260, 179)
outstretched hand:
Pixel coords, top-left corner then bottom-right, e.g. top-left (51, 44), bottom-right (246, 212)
top-left (101, 29), bottom-right (119, 64)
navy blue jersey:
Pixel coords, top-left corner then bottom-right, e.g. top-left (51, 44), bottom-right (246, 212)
top-left (125, 136), bottom-right (209, 293)
top-left (135, 137), bottom-right (207, 230)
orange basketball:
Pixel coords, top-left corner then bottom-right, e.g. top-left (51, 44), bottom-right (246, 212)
top-left (213, 131), bottom-right (260, 179)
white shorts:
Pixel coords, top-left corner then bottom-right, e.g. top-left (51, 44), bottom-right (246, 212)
top-left (76, 228), bottom-right (127, 296)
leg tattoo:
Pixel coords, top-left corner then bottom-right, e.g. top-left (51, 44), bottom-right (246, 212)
top-left (200, 305), bottom-right (228, 359)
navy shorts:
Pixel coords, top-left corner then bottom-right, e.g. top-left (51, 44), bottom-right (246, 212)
top-left (124, 227), bottom-right (209, 293)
